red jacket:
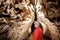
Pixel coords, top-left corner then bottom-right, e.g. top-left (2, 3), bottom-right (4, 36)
top-left (33, 26), bottom-right (43, 40)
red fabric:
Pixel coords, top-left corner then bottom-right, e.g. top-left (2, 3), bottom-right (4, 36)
top-left (33, 26), bottom-right (43, 40)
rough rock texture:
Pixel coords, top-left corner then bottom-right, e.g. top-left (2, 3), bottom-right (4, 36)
top-left (36, 0), bottom-right (60, 40)
top-left (0, 0), bottom-right (60, 40)
top-left (0, 0), bottom-right (34, 40)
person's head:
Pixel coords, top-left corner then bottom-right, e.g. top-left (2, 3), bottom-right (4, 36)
top-left (34, 21), bottom-right (40, 28)
top-left (31, 21), bottom-right (43, 32)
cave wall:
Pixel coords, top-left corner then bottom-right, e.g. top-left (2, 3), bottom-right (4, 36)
top-left (0, 0), bottom-right (60, 40)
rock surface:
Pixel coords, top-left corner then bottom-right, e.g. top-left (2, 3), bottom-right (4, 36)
top-left (0, 0), bottom-right (60, 40)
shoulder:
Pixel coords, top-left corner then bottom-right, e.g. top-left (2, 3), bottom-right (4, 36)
top-left (34, 28), bottom-right (39, 33)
